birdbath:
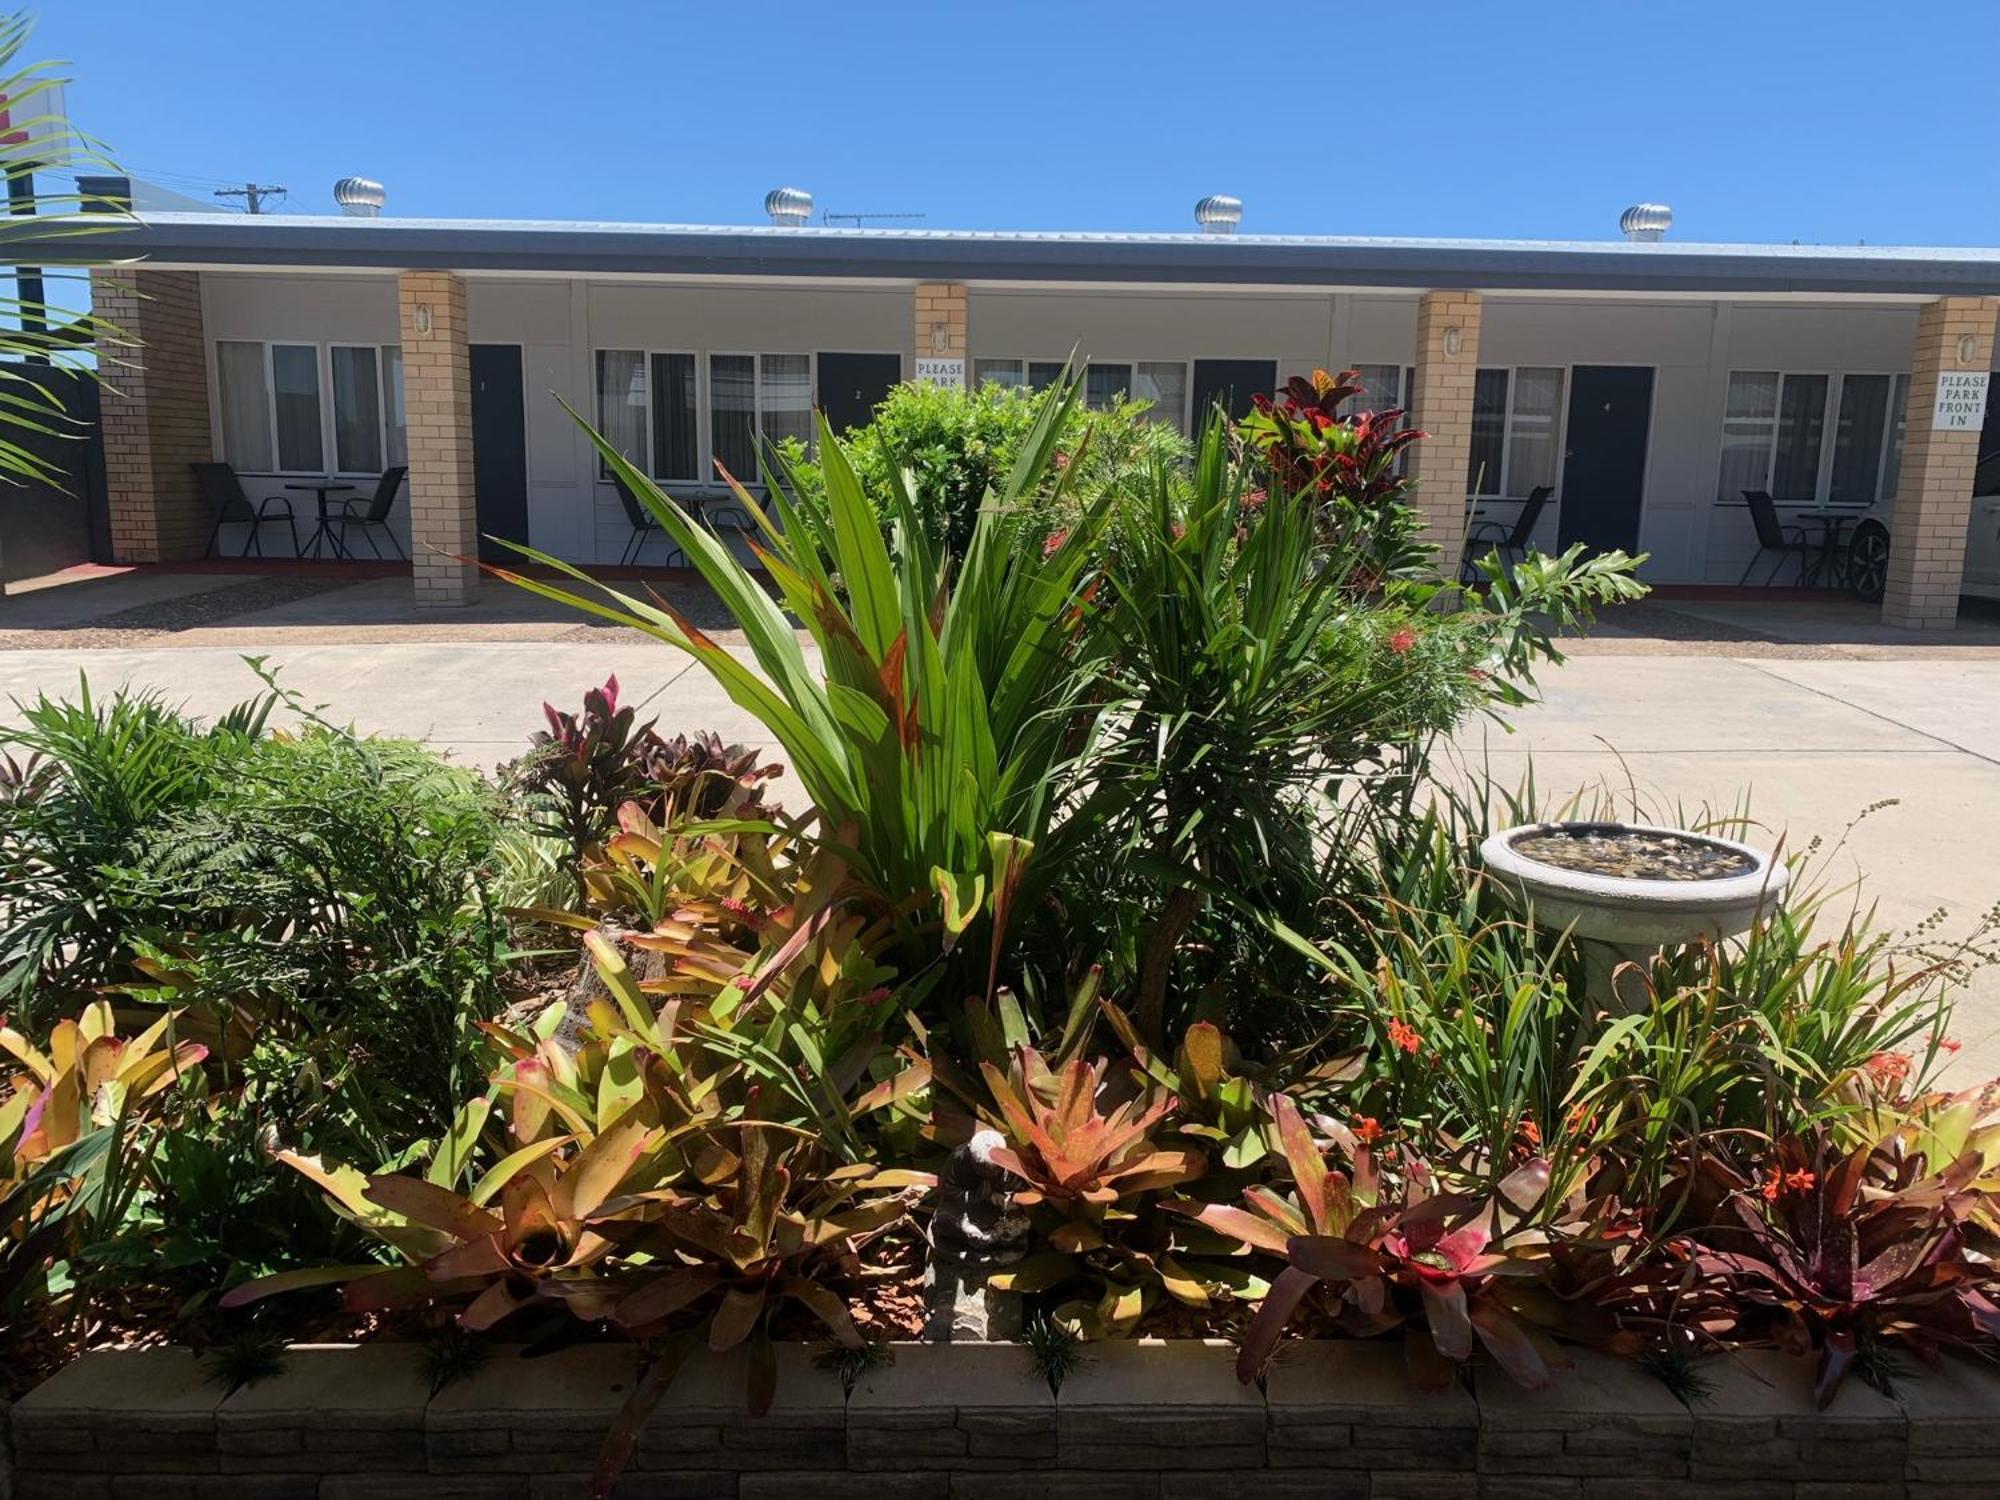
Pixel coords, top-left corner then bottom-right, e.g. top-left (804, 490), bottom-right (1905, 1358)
top-left (1479, 821), bottom-right (1788, 1012)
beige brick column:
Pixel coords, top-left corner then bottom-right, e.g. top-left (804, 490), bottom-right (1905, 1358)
top-left (89, 268), bottom-right (214, 562)
top-left (914, 282), bottom-right (966, 385)
top-left (1881, 295), bottom-right (1999, 630)
top-left (1405, 290), bottom-right (1483, 574)
top-left (397, 270), bottom-right (478, 606)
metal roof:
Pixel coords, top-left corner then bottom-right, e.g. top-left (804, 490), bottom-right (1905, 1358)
top-left (57, 211), bottom-right (2000, 296)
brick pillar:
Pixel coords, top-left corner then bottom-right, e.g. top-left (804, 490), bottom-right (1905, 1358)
top-left (914, 282), bottom-right (966, 385)
top-left (1406, 290), bottom-right (1483, 575)
top-left (1881, 295), bottom-right (1999, 630)
top-left (90, 268), bottom-right (214, 562)
top-left (397, 270), bottom-right (478, 606)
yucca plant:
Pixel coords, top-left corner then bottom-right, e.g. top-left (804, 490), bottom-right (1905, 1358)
top-left (495, 372), bottom-right (1111, 1000)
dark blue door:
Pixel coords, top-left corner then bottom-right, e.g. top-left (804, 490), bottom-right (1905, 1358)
top-left (471, 344), bottom-right (528, 562)
top-left (1558, 365), bottom-right (1653, 555)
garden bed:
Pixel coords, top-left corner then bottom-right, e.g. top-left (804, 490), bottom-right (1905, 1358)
top-left (9, 1339), bottom-right (2000, 1499)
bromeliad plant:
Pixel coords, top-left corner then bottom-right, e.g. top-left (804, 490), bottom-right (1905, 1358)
top-left (1678, 1131), bottom-right (2000, 1405)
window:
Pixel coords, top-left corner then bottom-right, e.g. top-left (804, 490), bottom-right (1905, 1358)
top-left (330, 346), bottom-right (382, 474)
top-left (214, 340), bottom-right (404, 475)
top-left (595, 350), bottom-right (650, 478)
top-left (383, 346), bottom-right (407, 467)
top-left (973, 358), bottom-right (1187, 429)
top-left (271, 344), bottom-right (324, 472)
top-left (216, 341), bottom-right (273, 472)
top-left (1133, 362), bottom-right (1188, 433)
top-left (650, 353), bottom-right (698, 482)
top-left (1719, 371), bottom-right (1904, 506)
top-left (1346, 364), bottom-right (1411, 414)
top-left (760, 353), bottom-right (814, 452)
top-left (1465, 367), bottom-right (1566, 496)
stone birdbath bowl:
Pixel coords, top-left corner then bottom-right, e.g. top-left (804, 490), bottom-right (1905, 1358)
top-left (1479, 820), bottom-right (1788, 1010)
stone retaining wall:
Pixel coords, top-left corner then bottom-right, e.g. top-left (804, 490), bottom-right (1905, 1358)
top-left (9, 1338), bottom-right (1999, 1499)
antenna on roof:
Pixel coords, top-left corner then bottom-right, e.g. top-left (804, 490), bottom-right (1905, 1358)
top-left (821, 210), bottom-right (926, 228)
top-left (215, 182), bottom-right (287, 215)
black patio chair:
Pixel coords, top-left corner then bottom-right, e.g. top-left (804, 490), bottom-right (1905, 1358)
top-left (329, 466), bottom-right (408, 560)
top-left (613, 473), bottom-right (685, 566)
top-left (194, 462), bottom-right (298, 558)
top-left (1738, 490), bottom-right (1811, 586)
top-left (1460, 484), bottom-right (1552, 581)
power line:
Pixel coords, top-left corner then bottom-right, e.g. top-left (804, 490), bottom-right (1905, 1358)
top-left (213, 182), bottom-right (286, 214)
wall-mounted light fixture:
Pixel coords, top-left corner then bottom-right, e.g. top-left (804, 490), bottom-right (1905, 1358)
top-left (930, 320), bottom-right (952, 356)
top-left (1959, 333), bottom-right (1980, 367)
top-left (413, 303), bottom-right (433, 337)
top-left (1443, 326), bottom-right (1464, 359)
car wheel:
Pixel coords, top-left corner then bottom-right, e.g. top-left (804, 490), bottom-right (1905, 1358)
top-left (1848, 523), bottom-right (1890, 602)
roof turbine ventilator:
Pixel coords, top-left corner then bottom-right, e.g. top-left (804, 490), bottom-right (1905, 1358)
top-left (1194, 194), bottom-right (1243, 235)
top-left (764, 186), bottom-right (813, 227)
top-left (1619, 203), bottom-right (1672, 242)
top-left (332, 176), bottom-right (386, 217)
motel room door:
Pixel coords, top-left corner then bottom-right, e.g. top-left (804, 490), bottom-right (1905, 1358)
top-left (1558, 365), bottom-right (1654, 556)
top-left (818, 352), bottom-right (903, 439)
top-left (470, 344), bottom-right (530, 562)
top-left (1190, 359), bottom-right (1277, 427)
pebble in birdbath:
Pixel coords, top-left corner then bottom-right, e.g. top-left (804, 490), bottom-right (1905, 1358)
top-left (1510, 827), bottom-right (1756, 882)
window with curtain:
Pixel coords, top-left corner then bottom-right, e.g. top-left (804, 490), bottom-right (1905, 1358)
top-left (1829, 374), bottom-right (1894, 505)
top-left (1772, 374), bottom-right (1828, 502)
top-left (1027, 361), bottom-right (1066, 392)
top-left (650, 353), bottom-right (699, 481)
top-left (1133, 361), bottom-right (1188, 432)
top-left (1084, 362), bottom-right (1131, 411)
top-left (271, 344), bottom-right (324, 472)
top-left (1346, 364), bottom-right (1406, 414)
top-left (709, 354), bottom-right (757, 482)
top-left (383, 346), bottom-right (407, 467)
top-left (595, 350), bottom-right (649, 478)
top-left (1882, 374), bottom-right (1911, 499)
top-left (759, 354), bottom-right (814, 454)
top-left (330, 346), bottom-right (383, 474)
top-left (1467, 369), bottom-right (1509, 495)
top-left (1505, 367), bottom-right (1564, 495)
top-left (216, 341), bottom-right (273, 471)
top-left (1718, 371), bottom-right (1780, 503)
top-left (973, 358), bottom-right (1024, 389)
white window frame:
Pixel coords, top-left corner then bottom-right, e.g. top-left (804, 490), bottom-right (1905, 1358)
top-left (214, 339), bottom-right (403, 479)
top-left (1466, 364), bottom-right (1569, 500)
top-left (596, 349), bottom-right (835, 491)
top-left (969, 355), bottom-right (1191, 430)
top-left (326, 341), bottom-right (397, 479)
top-left (1720, 369), bottom-right (1908, 508)
top-left (707, 350), bottom-right (817, 487)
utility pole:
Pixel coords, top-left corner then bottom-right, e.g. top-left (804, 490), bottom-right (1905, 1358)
top-left (214, 182), bottom-right (286, 214)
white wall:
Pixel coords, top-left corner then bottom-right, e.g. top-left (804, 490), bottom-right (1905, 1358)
top-left (197, 271), bottom-right (1982, 583)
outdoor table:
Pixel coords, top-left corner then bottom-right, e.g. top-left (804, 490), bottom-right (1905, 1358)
top-left (1790, 506), bottom-right (1857, 589)
top-left (286, 481), bottom-right (357, 559)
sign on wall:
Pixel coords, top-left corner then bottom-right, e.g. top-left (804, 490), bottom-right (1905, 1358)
top-left (1933, 370), bottom-right (1990, 431)
top-left (914, 357), bottom-right (965, 390)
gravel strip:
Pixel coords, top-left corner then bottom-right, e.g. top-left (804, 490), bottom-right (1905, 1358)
top-left (0, 576), bottom-right (360, 650)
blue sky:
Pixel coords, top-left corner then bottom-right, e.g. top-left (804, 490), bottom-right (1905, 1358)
top-left (42, 0), bottom-right (2000, 246)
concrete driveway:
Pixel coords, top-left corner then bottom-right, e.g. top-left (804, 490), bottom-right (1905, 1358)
top-left (3, 574), bottom-right (1998, 1085)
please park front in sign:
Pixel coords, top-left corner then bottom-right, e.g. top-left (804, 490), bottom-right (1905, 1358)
top-left (1933, 369), bottom-right (1990, 430)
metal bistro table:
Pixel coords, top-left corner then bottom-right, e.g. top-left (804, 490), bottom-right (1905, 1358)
top-left (1790, 506), bottom-right (1861, 590)
top-left (286, 480), bottom-right (357, 559)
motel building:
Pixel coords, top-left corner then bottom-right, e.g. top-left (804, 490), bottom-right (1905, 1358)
top-left (59, 183), bottom-right (2000, 628)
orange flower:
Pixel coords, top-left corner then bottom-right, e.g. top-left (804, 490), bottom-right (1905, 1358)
top-left (1519, 1116), bottom-right (1541, 1147)
top-left (1042, 528), bottom-right (1070, 559)
top-left (1354, 1116), bottom-right (1384, 1144)
top-left (1761, 1168), bottom-right (1783, 1202)
top-left (1386, 626), bottom-right (1418, 655)
top-left (1386, 1018), bottom-right (1422, 1055)
top-left (1864, 1051), bottom-right (1912, 1088)
top-left (1784, 1169), bottom-right (1817, 1194)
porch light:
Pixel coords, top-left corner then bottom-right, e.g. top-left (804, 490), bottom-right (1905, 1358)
top-left (1443, 326), bottom-right (1464, 358)
top-left (413, 304), bottom-right (431, 336)
top-left (1959, 334), bottom-right (1980, 367)
top-left (930, 321), bottom-right (952, 355)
